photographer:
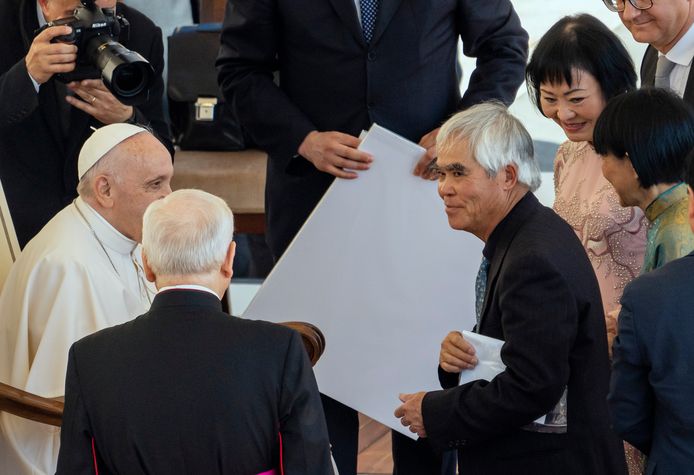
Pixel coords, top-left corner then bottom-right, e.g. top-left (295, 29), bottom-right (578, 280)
top-left (0, 0), bottom-right (172, 248)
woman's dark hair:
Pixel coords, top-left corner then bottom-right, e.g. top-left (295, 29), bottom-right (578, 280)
top-left (594, 88), bottom-right (694, 188)
top-left (686, 148), bottom-right (694, 190)
top-left (526, 14), bottom-right (637, 116)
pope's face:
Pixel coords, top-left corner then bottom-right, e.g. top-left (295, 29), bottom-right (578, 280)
top-left (109, 133), bottom-right (173, 243)
top-left (41, 0), bottom-right (117, 22)
top-left (436, 139), bottom-right (506, 240)
top-left (619, 0), bottom-right (694, 52)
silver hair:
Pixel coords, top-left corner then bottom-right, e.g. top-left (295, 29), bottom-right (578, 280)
top-left (436, 102), bottom-right (541, 191)
top-left (142, 189), bottom-right (235, 276)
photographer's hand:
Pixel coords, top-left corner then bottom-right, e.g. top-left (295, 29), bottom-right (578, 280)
top-left (66, 79), bottom-right (134, 124)
top-left (26, 26), bottom-right (77, 85)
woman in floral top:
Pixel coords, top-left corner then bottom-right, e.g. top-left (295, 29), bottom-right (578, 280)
top-left (594, 88), bottom-right (694, 274)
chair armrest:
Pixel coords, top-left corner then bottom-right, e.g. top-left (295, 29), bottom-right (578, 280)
top-left (0, 381), bottom-right (64, 427)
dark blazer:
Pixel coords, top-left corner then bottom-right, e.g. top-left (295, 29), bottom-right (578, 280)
top-left (56, 290), bottom-right (333, 475)
top-left (609, 252), bottom-right (694, 475)
top-left (0, 0), bottom-right (172, 247)
top-left (422, 193), bottom-right (627, 475)
top-left (640, 45), bottom-right (694, 105)
top-left (217, 0), bottom-right (528, 258)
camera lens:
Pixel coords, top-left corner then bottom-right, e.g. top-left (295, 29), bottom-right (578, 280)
top-left (111, 62), bottom-right (149, 98)
top-left (90, 39), bottom-right (154, 105)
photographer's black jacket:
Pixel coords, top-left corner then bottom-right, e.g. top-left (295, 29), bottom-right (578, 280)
top-left (0, 0), bottom-right (173, 247)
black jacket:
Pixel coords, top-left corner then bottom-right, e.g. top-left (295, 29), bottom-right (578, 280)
top-left (422, 193), bottom-right (627, 474)
top-left (56, 290), bottom-right (333, 474)
top-left (610, 252), bottom-right (694, 474)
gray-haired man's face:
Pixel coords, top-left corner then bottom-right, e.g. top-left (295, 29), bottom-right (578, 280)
top-left (434, 138), bottom-right (505, 239)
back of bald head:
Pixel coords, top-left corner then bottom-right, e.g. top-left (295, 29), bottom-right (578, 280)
top-left (142, 189), bottom-right (235, 278)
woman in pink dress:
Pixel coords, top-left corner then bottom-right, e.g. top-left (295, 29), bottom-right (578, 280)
top-left (526, 14), bottom-right (648, 318)
top-left (527, 16), bottom-right (648, 473)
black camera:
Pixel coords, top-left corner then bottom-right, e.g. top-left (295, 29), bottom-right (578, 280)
top-left (36, 0), bottom-right (154, 106)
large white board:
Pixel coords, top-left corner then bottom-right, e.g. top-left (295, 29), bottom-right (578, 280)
top-left (243, 125), bottom-right (484, 438)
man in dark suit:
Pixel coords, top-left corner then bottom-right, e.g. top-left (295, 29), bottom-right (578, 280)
top-left (56, 189), bottom-right (334, 475)
top-left (395, 102), bottom-right (627, 474)
top-left (604, 0), bottom-right (694, 104)
top-left (608, 150), bottom-right (694, 474)
top-left (217, 2), bottom-right (528, 472)
top-left (0, 0), bottom-right (172, 247)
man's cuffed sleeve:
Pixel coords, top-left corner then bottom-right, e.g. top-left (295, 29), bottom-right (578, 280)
top-left (0, 59), bottom-right (40, 128)
top-left (456, 0), bottom-right (528, 109)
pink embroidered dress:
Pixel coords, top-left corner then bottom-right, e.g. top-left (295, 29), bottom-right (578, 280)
top-left (553, 141), bottom-right (648, 316)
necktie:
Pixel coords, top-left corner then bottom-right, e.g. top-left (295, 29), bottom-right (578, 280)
top-left (359, 0), bottom-right (379, 43)
top-left (654, 55), bottom-right (676, 89)
top-left (475, 256), bottom-right (490, 328)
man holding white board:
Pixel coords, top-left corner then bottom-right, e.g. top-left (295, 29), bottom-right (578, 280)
top-left (395, 103), bottom-right (627, 474)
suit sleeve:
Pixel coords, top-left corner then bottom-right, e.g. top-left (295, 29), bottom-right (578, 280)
top-left (129, 22), bottom-right (174, 158)
top-left (608, 287), bottom-right (654, 455)
top-left (456, 0), bottom-right (528, 108)
top-left (55, 345), bottom-right (97, 475)
top-left (0, 58), bottom-right (40, 129)
top-left (422, 254), bottom-right (575, 447)
top-left (216, 0), bottom-right (316, 163)
top-left (278, 331), bottom-right (334, 474)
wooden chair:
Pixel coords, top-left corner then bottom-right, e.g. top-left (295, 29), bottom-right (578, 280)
top-left (0, 321), bottom-right (325, 427)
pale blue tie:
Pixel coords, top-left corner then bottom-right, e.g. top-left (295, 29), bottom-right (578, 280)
top-left (655, 55), bottom-right (676, 89)
top-left (475, 256), bottom-right (490, 327)
top-left (359, 0), bottom-right (379, 43)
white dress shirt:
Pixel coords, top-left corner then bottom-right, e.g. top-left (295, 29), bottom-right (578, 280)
top-left (660, 24), bottom-right (694, 98)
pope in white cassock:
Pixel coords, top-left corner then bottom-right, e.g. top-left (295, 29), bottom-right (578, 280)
top-left (0, 123), bottom-right (174, 475)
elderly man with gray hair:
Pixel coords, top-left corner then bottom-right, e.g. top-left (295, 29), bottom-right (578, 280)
top-left (0, 123), bottom-right (173, 475)
top-left (56, 189), bottom-right (334, 474)
top-left (395, 102), bottom-right (626, 474)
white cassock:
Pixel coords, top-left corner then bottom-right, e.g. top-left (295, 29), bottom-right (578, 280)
top-left (0, 197), bottom-right (154, 475)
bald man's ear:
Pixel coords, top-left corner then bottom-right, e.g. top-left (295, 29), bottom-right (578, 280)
top-left (221, 241), bottom-right (236, 279)
top-left (93, 175), bottom-right (115, 208)
top-left (688, 186), bottom-right (694, 234)
top-left (142, 251), bottom-right (156, 283)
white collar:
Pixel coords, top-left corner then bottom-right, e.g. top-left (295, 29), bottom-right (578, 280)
top-left (36, 1), bottom-right (47, 27)
top-left (157, 284), bottom-right (221, 299)
top-left (664, 23), bottom-right (694, 67)
top-left (74, 197), bottom-right (139, 257)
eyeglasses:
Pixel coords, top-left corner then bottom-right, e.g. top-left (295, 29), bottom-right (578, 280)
top-left (603, 0), bottom-right (654, 12)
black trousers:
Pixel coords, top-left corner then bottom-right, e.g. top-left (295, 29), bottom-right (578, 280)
top-left (321, 394), bottom-right (359, 475)
top-left (392, 430), bottom-right (457, 475)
